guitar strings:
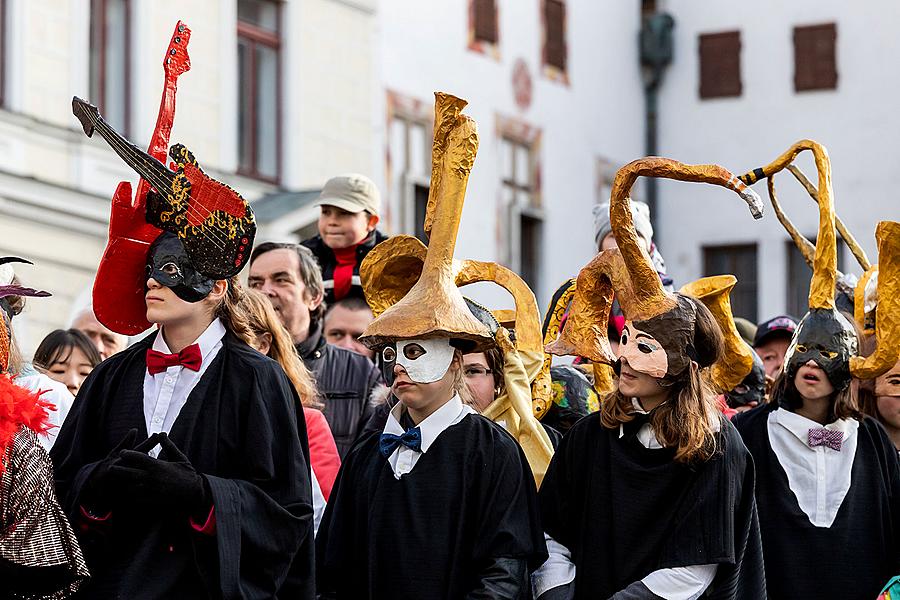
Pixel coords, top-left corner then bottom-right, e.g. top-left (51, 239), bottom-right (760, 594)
top-left (91, 115), bottom-right (239, 252)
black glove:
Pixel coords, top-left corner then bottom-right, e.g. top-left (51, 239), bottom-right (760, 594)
top-left (107, 433), bottom-right (211, 519)
top-left (84, 429), bottom-right (161, 511)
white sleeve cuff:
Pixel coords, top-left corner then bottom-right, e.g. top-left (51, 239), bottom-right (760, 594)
top-left (641, 563), bottom-right (718, 600)
top-left (531, 533), bottom-right (576, 597)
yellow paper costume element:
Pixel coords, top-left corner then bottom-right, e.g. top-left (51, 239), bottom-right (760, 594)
top-left (739, 140), bottom-right (837, 311)
top-left (482, 328), bottom-right (554, 486)
top-left (360, 93), bottom-right (492, 350)
top-left (546, 157), bottom-right (763, 362)
top-left (849, 221), bottom-right (900, 379)
top-left (679, 275), bottom-right (754, 393)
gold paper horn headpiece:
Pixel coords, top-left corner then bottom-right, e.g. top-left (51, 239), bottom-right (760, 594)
top-left (849, 220), bottom-right (900, 380)
top-left (739, 140), bottom-right (837, 310)
top-left (679, 275), bottom-right (755, 392)
top-left (359, 93), bottom-right (492, 350)
top-left (546, 157), bottom-right (763, 362)
top-left (361, 235), bottom-right (553, 416)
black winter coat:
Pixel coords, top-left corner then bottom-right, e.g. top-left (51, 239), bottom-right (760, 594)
top-left (297, 322), bottom-right (382, 458)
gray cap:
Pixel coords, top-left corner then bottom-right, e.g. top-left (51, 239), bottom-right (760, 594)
top-left (314, 173), bottom-right (381, 216)
top-left (592, 200), bottom-right (654, 252)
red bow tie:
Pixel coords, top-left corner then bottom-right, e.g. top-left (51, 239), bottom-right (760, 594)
top-left (146, 344), bottom-right (202, 375)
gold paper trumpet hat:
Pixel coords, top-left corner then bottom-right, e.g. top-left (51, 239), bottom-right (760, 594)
top-left (679, 275), bottom-right (755, 393)
top-left (359, 93), bottom-right (492, 350)
top-left (738, 140), bottom-right (897, 388)
top-left (361, 235), bottom-right (553, 417)
top-left (360, 221), bottom-right (556, 485)
top-left (544, 157), bottom-right (763, 381)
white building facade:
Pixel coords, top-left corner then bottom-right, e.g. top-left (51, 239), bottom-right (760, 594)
top-left (654, 0), bottom-right (900, 323)
top-left (377, 0), bottom-right (645, 310)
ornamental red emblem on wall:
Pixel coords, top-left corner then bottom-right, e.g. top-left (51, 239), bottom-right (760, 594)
top-left (512, 58), bottom-right (532, 111)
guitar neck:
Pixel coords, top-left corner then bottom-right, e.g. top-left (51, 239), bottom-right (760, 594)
top-left (91, 116), bottom-right (175, 192)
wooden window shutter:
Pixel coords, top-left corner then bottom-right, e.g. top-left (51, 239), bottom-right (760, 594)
top-left (698, 31), bottom-right (742, 99)
top-left (545, 0), bottom-right (566, 72)
top-left (473, 0), bottom-right (497, 44)
top-left (794, 23), bottom-right (837, 91)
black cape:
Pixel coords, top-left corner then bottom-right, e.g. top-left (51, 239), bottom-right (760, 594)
top-left (316, 412), bottom-right (547, 599)
top-left (539, 412), bottom-right (765, 599)
top-left (50, 331), bottom-right (315, 600)
top-left (733, 404), bottom-right (900, 599)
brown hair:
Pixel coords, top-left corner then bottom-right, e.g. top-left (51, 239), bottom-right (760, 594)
top-left (600, 296), bottom-right (724, 463)
top-left (451, 349), bottom-right (476, 407)
top-left (237, 288), bottom-right (321, 409)
top-left (771, 370), bottom-right (863, 422)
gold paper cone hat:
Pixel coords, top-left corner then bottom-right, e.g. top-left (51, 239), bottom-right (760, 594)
top-left (360, 93), bottom-right (492, 350)
top-left (679, 275), bottom-right (755, 392)
top-left (545, 157), bottom-right (763, 372)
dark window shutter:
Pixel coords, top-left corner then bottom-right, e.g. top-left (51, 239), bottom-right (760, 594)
top-left (698, 31), bottom-right (742, 99)
top-left (703, 244), bottom-right (758, 322)
top-left (473, 0), bottom-right (497, 44)
top-left (794, 23), bottom-right (837, 91)
top-left (545, 0), bottom-right (566, 71)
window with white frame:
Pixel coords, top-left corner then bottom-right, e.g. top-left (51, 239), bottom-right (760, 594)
top-left (389, 113), bottom-right (431, 242)
top-left (90, 0), bottom-right (131, 134)
top-left (501, 136), bottom-right (542, 291)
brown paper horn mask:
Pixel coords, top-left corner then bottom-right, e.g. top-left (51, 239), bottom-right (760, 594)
top-left (739, 141), bottom-right (899, 387)
top-left (545, 157), bottom-right (763, 381)
top-left (359, 93), bottom-right (492, 350)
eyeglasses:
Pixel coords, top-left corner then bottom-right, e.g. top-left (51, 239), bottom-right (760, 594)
top-left (464, 366), bottom-right (493, 378)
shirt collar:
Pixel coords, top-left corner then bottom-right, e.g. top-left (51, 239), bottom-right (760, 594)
top-left (772, 407), bottom-right (859, 448)
top-left (384, 394), bottom-right (472, 453)
top-left (152, 318), bottom-right (227, 362)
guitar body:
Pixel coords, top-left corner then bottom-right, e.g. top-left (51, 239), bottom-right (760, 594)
top-left (146, 144), bottom-right (254, 278)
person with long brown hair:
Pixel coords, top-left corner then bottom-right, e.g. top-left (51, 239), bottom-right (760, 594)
top-left (534, 158), bottom-right (765, 599)
top-left (239, 288), bottom-right (341, 503)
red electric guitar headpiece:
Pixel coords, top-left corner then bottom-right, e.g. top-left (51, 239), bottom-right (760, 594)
top-left (79, 22), bottom-right (256, 335)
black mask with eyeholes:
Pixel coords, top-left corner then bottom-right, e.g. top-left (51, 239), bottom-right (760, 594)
top-left (146, 232), bottom-right (215, 303)
top-left (726, 347), bottom-right (766, 408)
top-left (784, 307), bottom-right (858, 392)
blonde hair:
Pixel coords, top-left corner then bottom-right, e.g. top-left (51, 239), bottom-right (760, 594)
top-left (600, 362), bottom-right (720, 463)
top-left (237, 288), bottom-right (321, 409)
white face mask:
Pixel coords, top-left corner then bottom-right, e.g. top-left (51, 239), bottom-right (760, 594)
top-left (393, 338), bottom-right (455, 384)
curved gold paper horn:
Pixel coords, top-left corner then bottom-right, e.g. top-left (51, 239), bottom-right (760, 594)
top-left (456, 260), bottom-right (552, 419)
top-left (547, 157), bottom-right (763, 362)
top-left (360, 93), bottom-right (492, 350)
top-left (610, 158), bottom-right (763, 321)
top-left (740, 140), bottom-right (837, 310)
top-left (360, 236), bottom-right (427, 318)
top-left (679, 275), bottom-right (754, 392)
top-left (850, 221), bottom-right (900, 380)
top-left (787, 164), bottom-right (871, 271)
top-left (767, 175), bottom-right (817, 269)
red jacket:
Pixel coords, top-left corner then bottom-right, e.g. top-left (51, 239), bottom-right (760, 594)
top-left (303, 407), bottom-right (341, 500)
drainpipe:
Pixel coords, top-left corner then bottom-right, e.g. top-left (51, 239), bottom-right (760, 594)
top-left (639, 12), bottom-right (675, 243)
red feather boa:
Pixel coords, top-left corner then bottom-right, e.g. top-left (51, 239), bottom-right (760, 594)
top-left (0, 374), bottom-right (53, 472)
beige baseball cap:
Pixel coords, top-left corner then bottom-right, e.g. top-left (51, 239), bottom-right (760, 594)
top-left (314, 173), bottom-right (381, 216)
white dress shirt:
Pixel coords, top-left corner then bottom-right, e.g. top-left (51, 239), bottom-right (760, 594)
top-left (534, 406), bottom-right (719, 599)
top-left (143, 319), bottom-right (226, 456)
top-left (381, 394), bottom-right (475, 479)
top-left (15, 370), bottom-right (74, 451)
top-left (767, 407), bottom-right (859, 527)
